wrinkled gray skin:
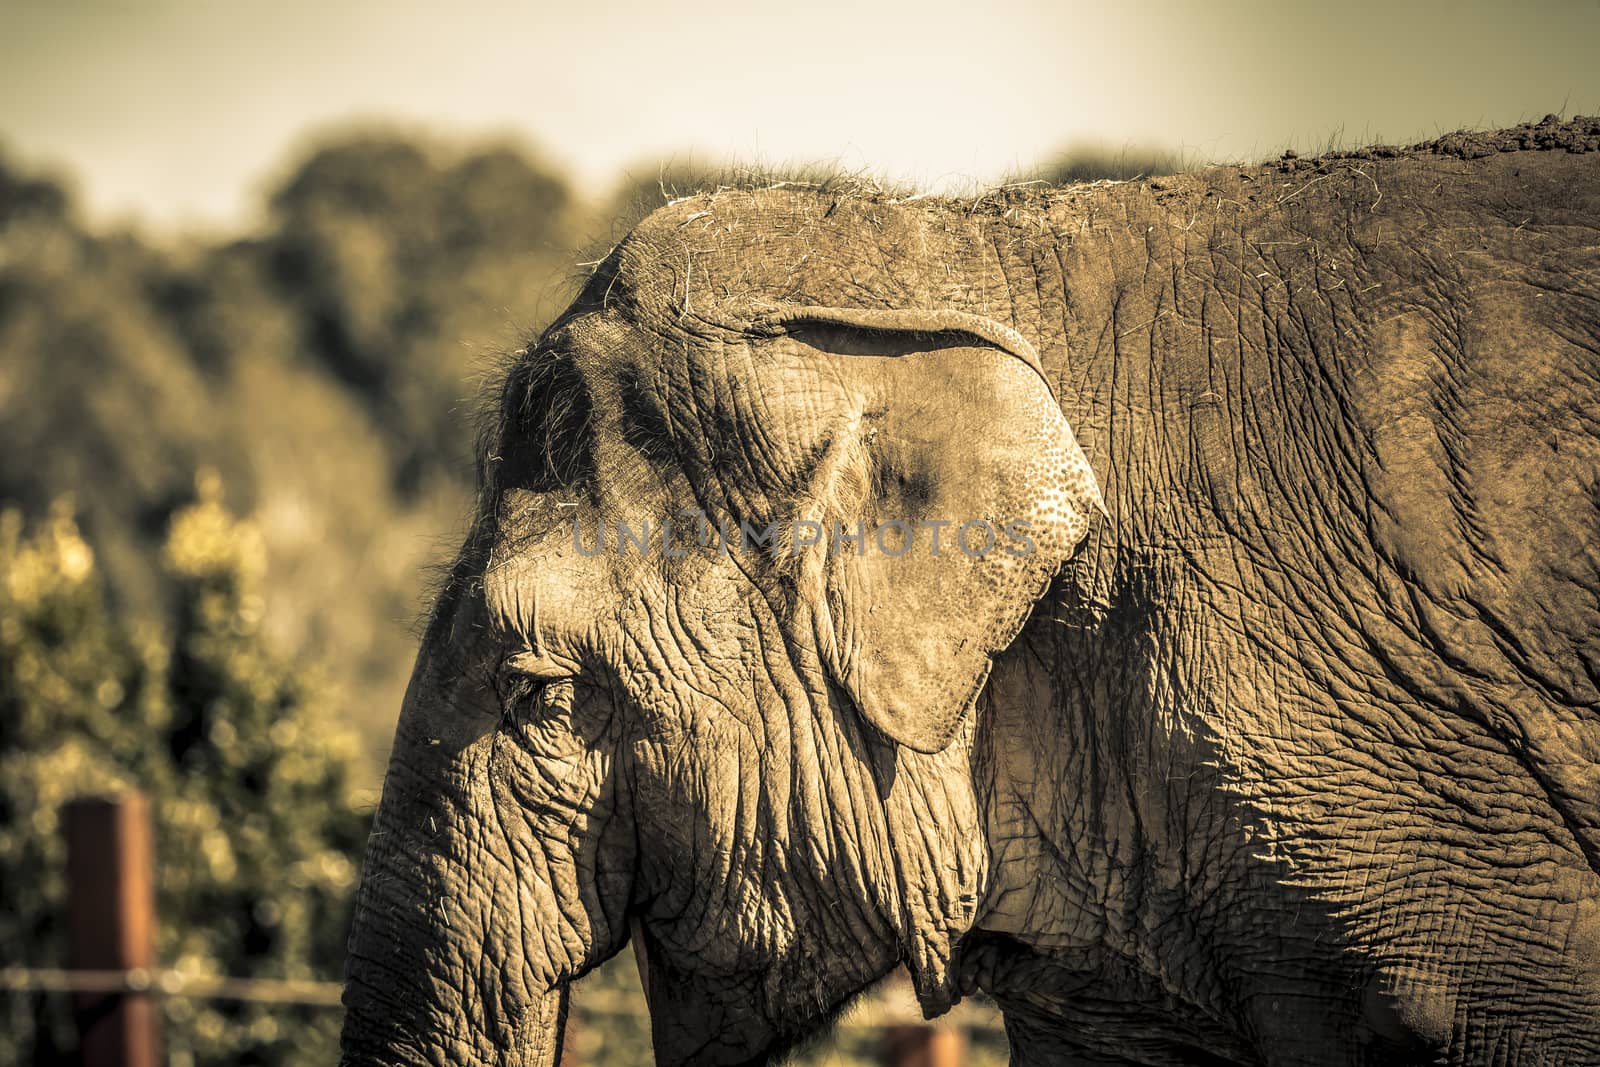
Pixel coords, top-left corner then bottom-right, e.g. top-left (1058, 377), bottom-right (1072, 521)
top-left (343, 123), bottom-right (1600, 1066)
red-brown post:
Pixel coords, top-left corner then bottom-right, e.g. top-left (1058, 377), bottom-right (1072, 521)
top-left (882, 1023), bottom-right (964, 1067)
top-left (64, 793), bottom-right (160, 1067)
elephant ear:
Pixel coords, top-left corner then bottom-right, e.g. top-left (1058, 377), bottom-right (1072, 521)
top-left (747, 305), bottom-right (1106, 753)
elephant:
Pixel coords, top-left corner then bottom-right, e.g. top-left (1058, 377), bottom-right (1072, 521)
top-left (340, 117), bottom-right (1600, 1066)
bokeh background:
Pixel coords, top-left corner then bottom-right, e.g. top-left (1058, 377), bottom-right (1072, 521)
top-left (2, 1), bottom-right (1597, 1063)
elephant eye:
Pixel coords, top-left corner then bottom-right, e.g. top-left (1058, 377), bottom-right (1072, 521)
top-left (494, 649), bottom-right (581, 722)
top-left (497, 678), bottom-right (589, 758)
top-left (492, 666), bottom-right (541, 722)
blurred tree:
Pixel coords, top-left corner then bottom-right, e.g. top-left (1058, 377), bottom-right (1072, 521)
top-left (263, 133), bottom-right (583, 494)
top-left (0, 135), bottom-right (589, 766)
top-left (0, 156), bottom-right (69, 227)
top-left (0, 478), bottom-right (366, 1067)
top-left (1037, 141), bottom-right (1185, 184)
top-left (0, 154), bottom-right (252, 620)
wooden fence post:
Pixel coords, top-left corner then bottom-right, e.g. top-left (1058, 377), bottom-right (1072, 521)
top-left (882, 1023), bottom-right (963, 1067)
top-left (64, 793), bottom-right (160, 1067)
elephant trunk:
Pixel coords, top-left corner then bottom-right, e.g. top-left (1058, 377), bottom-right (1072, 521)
top-left (339, 584), bottom-right (570, 1067)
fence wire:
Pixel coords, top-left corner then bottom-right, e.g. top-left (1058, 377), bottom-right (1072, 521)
top-left (0, 966), bottom-right (343, 1007)
top-left (0, 966), bottom-right (1004, 1034)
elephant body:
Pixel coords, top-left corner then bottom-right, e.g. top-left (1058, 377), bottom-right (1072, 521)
top-left (343, 119), bottom-right (1600, 1066)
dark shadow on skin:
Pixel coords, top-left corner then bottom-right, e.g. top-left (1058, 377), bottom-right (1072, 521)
top-left (960, 560), bottom-right (1448, 1066)
top-left (641, 942), bottom-right (898, 1067)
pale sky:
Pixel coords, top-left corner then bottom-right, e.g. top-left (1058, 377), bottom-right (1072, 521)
top-left (2, 0), bottom-right (1597, 231)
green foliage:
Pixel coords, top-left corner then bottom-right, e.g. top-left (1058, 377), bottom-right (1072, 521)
top-left (573, 954), bottom-right (656, 1067)
top-left (0, 137), bottom-right (587, 767)
top-left (0, 482), bottom-right (366, 1066)
top-left (0, 164), bottom-right (249, 622)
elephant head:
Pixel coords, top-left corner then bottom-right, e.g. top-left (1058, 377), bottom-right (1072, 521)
top-left (339, 250), bottom-right (1105, 1063)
